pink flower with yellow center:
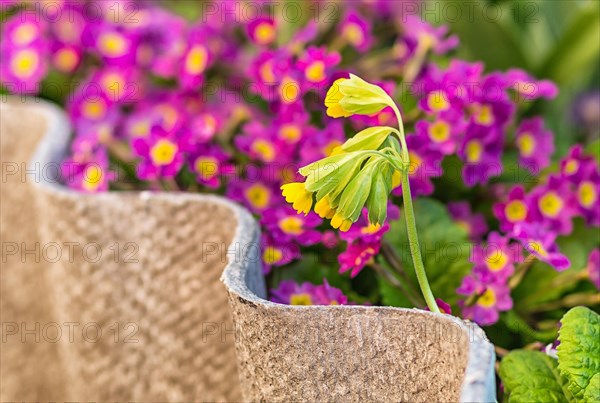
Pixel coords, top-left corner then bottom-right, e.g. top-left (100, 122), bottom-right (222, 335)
top-left (457, 273), bottom-right (512, 326)
top-left (471, 232), bottom-right (518, 282)
top-left (95, 26), bottom-right (135, 63)
top-left (180, 40), bottom-right (211, 89)
top-left (62, 148), bottom-right (114, 193)
top-left (459, 125), bottom-right (503, 187)
top-left (515, 117), bottom-right (554, 173)
top-left (1, 45), bottom-right (47, 93)
top-left (530, 175), bottom-right (576, 235)
top-left (260, 235), bottom-right (300, 273)
top-left (339, 11), bottom-right (372, 52)
top-left (187, 144), bottom-right (232, 189)
top-left (247, 17), bottom-right (277, 46)
top-left (576, 164), bottom-right (600, 226)
top-left (493, 186), bottom-right (532, 233)
top-left (270, 279), bottom-right (348, 306)
top-left (261, 206), bottom-right (322, 246)
top-left (513, 223), bottom-right (570, 271)
top-left (132, 127), bottom-right (187, 180)
top-left (296, 46), bottom-right (341, 87)
top-left (52, 44), bottom-right (81, 73)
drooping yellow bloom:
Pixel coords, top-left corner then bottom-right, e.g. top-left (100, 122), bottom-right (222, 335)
top-left (281, 182), bottom-right (313, 215)
top-left (314, 196), bottom-right (336, 219)
top-left (325, 78), bottom-right (353, 118)
top-left (331, 213), bottom-right (353, 232)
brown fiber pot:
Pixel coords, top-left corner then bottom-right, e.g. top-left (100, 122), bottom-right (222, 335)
top-left (221, 204), bottom-right (497, 400)
top-left (3, 99), bottom-right (247, 401)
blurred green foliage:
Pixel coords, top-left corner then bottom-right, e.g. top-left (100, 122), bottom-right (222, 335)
top-left (438, 0), bottom-right (600, 156)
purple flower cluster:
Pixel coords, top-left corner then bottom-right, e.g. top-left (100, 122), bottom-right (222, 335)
top-left (3, 1), bottom-right (593, 316)
top-left (457, 145), bottom-right (599, 325)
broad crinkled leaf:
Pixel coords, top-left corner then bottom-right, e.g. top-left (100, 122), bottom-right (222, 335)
top-left (557, 307), bottom-right (600, 402)
top-left (499, 350), bottom-right (574, 403)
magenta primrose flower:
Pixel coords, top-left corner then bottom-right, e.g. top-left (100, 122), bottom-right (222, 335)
top-left (493, 185), bottom-right (532, 233)
top-left (261, 206), bottom-right (323, 246)
top-left (261, 235), bottom-right (300, 273)
top-left (296, 46), bottom-right (341, 88)
top-left (393, 131), bottom-right (443, 197)
top-left (529, 175), bottom-right (576, 235)
top-left (471, 232), bottom-right (519, 283)
top-left (515, 117), bottom-right (555, 173)
top-left (132, 127), bottom-right (187, 180)
top-left (576, 163), bottom-right (600, 226)
top-left (339, 10), bottom-right (372, 52)
top-left (247, 17), bottom-right (277, 46)
top-left (187, 143), bottom-right (232, 189)
top-left (270, 280), bottom-right (348, 306)
top-left (457, 272), bottom-right (513, 326)
top-left (513, 222), bottom-right (570, 271)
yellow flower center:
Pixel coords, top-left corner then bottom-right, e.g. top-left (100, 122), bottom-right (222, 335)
top-left (428, 120), bottom-right (451, 143)
top-left (290, 293), bottom-right (313, 306)
top-left (251, 139), bottom-right (275, 162)
top-left (194, 156), bottom-right (218, 180)
top-left (100, 73), bottom-right (125, 96)
top-left (254, 22), bottom-right (275, 45)
top-left (361, 223), bottom-right (381, 235)
top-left (305, 61), bottom-right (326, 83)
top-left (465, 140), bottom-right (483, 163)
top-left (185, 45), bottom-right (208, 75)
top-left (98, 32), bottom-right (129, 57)
top-left (279, 124), bottom-right (301, 142)
top-left (564, 159), bottom-right (579, 175)
top-left (343, 22), bottom-right (364, 46)
top-left (486, 251), bottom-right (508, 272)
top-left (82, 165), bottom-right (103, 192)
top-left (11, 49), bottom-right (38, 79)
top-left (150, 139), bottom-right (178, 166)
top-left (246, 183), bottom-right (270, 209)
top-left (408, 151), bottom-right (423, 175)
top-left (578, 181), bottom-right (597, 208)
top-left (477, 288), bottom-right (496, 308)
top-left (263, 246), bottom-right (282, 265)
top-left (539, 191), bottom-right (563, 218)
top-left (517, 132), bottom-right (536, 156)
top-left (280, 76), bottom-right (300, 103)
top-left (474, 104), bottom-right (494, 126)
top-left (54, 48), bottom-right (79, 72)
top-left (505, 200), bottom-right (527, 223)
top-left (278, 216), bottom-right (304, 235)
top-left (13, 23), bottom-right (38, 46)
top-left (427, 90), bottom-right (449, 112)
top-left (259, 60), bottom-right (276, 83)
top-left (81, 99), bottom-right (107, 120)
top-left (529, 240), bottom-right (549, 258)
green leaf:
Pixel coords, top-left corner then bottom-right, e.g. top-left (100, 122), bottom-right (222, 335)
top-left (538, 5), bottom-right (600, 87)
top-left (499, 350), bottom-right (574, 403)
top-left (383, 198), bottom-right (471, 306)
top-left (341, 126), bottom-right (393, 152)
top-left (557, 307), bottom-right (600, 402)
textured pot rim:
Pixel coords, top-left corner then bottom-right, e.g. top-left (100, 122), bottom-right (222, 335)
top-left (16, 98), bottom-right (496, 403)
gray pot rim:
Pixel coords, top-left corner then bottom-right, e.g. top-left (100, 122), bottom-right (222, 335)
top-left (22, 98), bottom-right (497, 403)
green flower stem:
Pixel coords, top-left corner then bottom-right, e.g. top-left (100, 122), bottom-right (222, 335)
top-left (390, 104), bottom-right (440, 314)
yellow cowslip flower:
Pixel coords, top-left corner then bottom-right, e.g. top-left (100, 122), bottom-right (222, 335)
top-left (325, 78), bottom-right (353, 118)
top-left (330, 213), bottom-right (353, 232)
top-left (325, 74), bottom-right (395, 118)
top-left (314, 196), bottom-right (336, 219)
top-left (281, 182), bottom-right (313, 215)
